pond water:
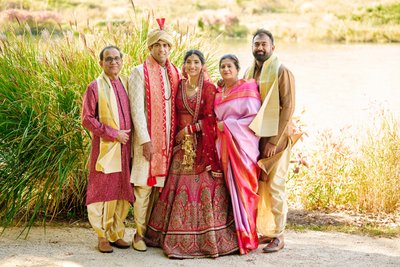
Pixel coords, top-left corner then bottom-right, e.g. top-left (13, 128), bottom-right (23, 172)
top-left (216, 40), bottom-right (400, 143)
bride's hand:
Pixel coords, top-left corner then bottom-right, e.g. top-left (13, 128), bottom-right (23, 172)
top-left (175, 128), bottom-right (186, 144)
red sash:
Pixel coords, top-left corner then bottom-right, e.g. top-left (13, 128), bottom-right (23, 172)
top-left (143, 55), bottom-right (179, 185)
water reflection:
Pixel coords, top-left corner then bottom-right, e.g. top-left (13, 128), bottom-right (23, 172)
top-left (216, 40), bottom-right (400, 138)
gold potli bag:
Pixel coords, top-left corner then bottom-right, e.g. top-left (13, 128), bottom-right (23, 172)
top-left (181, 134), bottom-right (196, 170)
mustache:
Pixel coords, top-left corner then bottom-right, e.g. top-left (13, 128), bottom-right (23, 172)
top-left (253, 52), bottom-right (268, 61)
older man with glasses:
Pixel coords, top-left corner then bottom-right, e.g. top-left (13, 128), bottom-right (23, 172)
top-left (82, 45), bottom-right (134, 253)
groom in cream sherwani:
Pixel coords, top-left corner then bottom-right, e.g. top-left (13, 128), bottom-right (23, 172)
top-left (128, 19), bottom-right (180, 252)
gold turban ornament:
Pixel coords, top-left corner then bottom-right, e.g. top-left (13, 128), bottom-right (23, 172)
top-left (147, 18), bottom-right (174, 48)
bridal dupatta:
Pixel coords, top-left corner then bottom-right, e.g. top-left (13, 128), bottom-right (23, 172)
top-left (214, 79), bottom-right (261, 254)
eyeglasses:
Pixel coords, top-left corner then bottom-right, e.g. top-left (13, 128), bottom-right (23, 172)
top-left (104, 56), bottom-right (122, 63)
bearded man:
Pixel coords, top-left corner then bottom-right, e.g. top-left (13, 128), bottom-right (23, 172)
top-left (244, 29), bottom-right (296, 253)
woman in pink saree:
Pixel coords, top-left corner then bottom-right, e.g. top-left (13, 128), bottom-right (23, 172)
top-left (215, 54), bottom-right (261, 254)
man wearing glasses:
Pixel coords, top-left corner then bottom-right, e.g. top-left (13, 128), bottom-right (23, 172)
top-left (82, 45), bottom-right (134, 253)
top-left (128, 19), bottom-right (179, 252)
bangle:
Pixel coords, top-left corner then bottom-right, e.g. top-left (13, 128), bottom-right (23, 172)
top-left (195, 122), bottom-right (201, 132)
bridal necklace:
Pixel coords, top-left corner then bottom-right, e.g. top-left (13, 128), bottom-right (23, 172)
top-left (186, 80), bottom-right (198, 92)
top-left (182, 75), bottom-right (203, 118)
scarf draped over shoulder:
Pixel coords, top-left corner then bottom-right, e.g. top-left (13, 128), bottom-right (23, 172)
top-left (95, 72), bottom-right (128, 173)
top-left (143, 55), bottom-right (180, 186)
top-left (244, 54), bottom-right (281, 137)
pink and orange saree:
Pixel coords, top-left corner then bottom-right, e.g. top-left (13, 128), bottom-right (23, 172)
top-left (215, 79), bottom-right (261, 254)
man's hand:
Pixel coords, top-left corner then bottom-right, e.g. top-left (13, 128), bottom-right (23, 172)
top-left (262, 142), bottom-right (277, 158)
top-left (217, 78), bottom-right (225, 88)
top-left (116, 129), bottom-right (131, 144)
top-left (142, 141), bottom-right (154, 161)
top-left (217, 121), bottom-right (224, 132)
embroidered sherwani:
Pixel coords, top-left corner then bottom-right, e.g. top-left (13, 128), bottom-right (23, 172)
top-left (128, 59), bottom-right (178, 238)
top-left (82, 77), bottom-right (134, 241)
top-left (129, 65), bottom-right (172, 187)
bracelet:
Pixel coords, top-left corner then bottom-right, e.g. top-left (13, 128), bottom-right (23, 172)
top-left (186, 123), bottom-right (201, 135)
top-left (195, 122), bottom-right (201, 132)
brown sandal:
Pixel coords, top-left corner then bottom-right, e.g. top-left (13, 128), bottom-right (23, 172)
top-left (262, 237), bottom-right (284, 253)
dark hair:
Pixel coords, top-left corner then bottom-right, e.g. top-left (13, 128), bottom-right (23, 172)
top-left (99, 45), bottom-right (123, 60)
top-left (252, 29), bottom-right (274, 45)
top-left (183, 49), bottom-right (205, 65)
top-left (219, 54), bottom-right (240, 71)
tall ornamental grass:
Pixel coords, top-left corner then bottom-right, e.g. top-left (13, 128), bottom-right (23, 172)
top-left (289, 111), bottom-right (400, 214)
top-left (0, 15), bottom-right (218, 232)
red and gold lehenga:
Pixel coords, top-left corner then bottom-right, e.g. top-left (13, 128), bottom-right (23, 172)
top-left (146, 75), bottom-right (239, 259)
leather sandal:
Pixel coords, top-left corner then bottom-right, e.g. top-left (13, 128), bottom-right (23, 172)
top-left (98, 237), bottom-right (113, 253)
top-left (262, 237), bottom-right (284, 253)
top-left (110, 239), bottom-right (130, 249)
top-left (259, 236), bottom-right (274, 244)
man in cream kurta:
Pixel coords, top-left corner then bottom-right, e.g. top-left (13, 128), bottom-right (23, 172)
top-left (244, 29), bottom-right (296, 253)
top-left (128, 20), bottom-right (179, 252)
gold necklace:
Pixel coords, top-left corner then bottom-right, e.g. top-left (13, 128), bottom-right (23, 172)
top-left (222, 86), bottom-right (231, 99)
top-left (222, 80), bottom-right (237, 99)
top-left (186, 80), bottom-right (198, 91)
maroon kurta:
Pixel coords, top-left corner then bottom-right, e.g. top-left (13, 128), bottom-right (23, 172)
top-left (82, 79), bottom-right (134, 205)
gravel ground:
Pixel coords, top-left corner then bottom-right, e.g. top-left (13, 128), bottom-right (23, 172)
top-left (1, 226), bottom-right (399, 267)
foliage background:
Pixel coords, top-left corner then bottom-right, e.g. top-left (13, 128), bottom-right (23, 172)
top-left (0, 13), bottom-right (218, 230)
top-left (0, 0), bottom-right (399, 233)
top-left (1, 0), bottom-right (400, 41)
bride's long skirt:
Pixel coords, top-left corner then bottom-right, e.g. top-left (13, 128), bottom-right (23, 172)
top-left (146, 154), bottom-right (239, 258)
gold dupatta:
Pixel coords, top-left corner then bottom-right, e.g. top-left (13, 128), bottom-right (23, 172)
top-left (245, 54), bottom-right (280, 137)
top-left (95, 72), bottom-right (127, 174)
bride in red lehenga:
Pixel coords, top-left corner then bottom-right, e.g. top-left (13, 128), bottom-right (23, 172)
top-left (145, 50), bottom-right (239, 259)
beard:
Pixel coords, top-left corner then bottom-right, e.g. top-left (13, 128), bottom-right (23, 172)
top-left (253, 51), bottom-right (269, 62)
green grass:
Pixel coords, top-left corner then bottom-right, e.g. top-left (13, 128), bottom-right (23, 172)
top-left (1, 3), bottom-right (399, 236)
top-left (287, 223), bottom-right (400, 238)
top-left (349, 3), bottom-right (400, 25)
top-left (289, 111), bottom-right (400, 214)
top-left (3, 0), bottom-right (400, 42)
top-left (0, 14), bottom-right (218, 234)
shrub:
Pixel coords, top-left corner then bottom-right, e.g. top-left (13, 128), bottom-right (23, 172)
top-left (289, 111), bottom-right (400, 214)
top-left (0, 15), bottom-right (218, 232)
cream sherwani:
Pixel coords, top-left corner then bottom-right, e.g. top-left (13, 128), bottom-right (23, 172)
top-left (128, 64), bottom-right (172, 236)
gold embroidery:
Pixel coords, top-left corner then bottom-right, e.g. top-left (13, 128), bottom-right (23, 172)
top-left (181, 134), bottom-right (196, 170)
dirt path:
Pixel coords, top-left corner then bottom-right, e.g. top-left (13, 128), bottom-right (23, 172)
top-left (0, 227), bottom-right (399, 267)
